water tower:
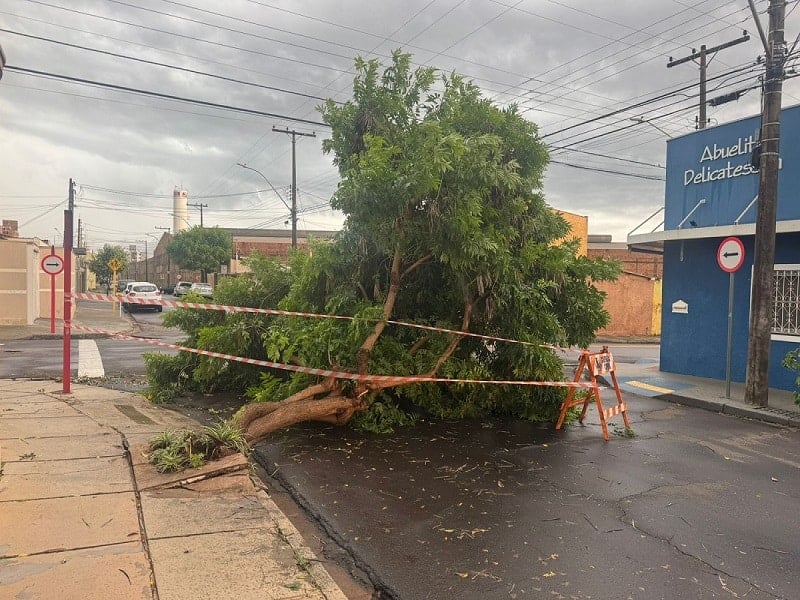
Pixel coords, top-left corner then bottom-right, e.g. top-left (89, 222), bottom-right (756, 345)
top-left (173, 188), bottom-right (189, 233)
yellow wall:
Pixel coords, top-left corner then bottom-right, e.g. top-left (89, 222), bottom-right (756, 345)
top-left (552, 209), bottom-right (588, 257)
top-left (651, 279), bottom-right (662, 335)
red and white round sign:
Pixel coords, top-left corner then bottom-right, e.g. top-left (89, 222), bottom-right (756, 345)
top-left (717, 237), bottom-right (745, 273)
top-left (41, 253), bottom-right (65, 276)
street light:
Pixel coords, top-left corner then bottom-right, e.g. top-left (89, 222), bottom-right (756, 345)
top-left (629, 117), bottom-right (671, 137)
top-left (237, 162), bottom-right (296, 248)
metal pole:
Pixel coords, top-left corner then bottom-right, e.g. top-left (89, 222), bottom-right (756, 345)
top-left (62, 179), bottom-right (74, 394)
top-left (725, 272), bottom-right (735, 398)
top-left (290, 132), bottom-right (297, 249)
top-left (49, 244), bottom-right (56, 334)
top-left (144, 239), bottom-right (148, 281)
top-left (699, 45), bottom-right (707, 129)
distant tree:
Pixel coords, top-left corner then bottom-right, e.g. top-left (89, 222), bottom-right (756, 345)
top-left (166, 226), bottom-right (232, 281)
top-left (89, 245), bottom-right (128, 291)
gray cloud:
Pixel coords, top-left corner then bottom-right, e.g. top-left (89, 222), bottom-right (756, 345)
top-left (1, 0), bottom-right (796, 248)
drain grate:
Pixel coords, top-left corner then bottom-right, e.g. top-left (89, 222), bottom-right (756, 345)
top-left (114, 404), bottom-right (157, 424)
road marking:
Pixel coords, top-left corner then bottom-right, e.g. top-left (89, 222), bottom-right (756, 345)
top-left (78, 339), bottom-right (105, 378)
top-left (625, 380), bottom-right (674, 394)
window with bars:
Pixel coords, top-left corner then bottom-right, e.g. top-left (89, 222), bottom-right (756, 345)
top-left (773, 265), bottom-right (800, 338)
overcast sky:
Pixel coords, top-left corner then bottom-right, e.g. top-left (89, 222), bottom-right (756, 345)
top-left (1, 0), bottom-right (798, 253)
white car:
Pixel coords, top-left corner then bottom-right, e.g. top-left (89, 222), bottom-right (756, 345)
top-left (122, 281), bottom-right (162, 312)
top-left (173, 281), bottom-right (193, 296)
top-left (189, 283), bottom-right (214, 298)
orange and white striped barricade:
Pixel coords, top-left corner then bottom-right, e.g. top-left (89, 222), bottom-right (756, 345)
top-left (555, 346), bottom-right (630, 441)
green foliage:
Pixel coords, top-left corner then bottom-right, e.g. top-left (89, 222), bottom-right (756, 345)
top-left (781, 347), bottom-right (800, 405)
top-left (349, 398), bottom-right (418, 434)
top-left (166, 226), bottom-right (233, 275)
top-left (145, 254), bottom-right (293, 402)
top-left (146, 423), bottom-right (248, 473)
top-left (146, 51), bottom-right (621, 435)
top-left (89, 245), bottom-right (128, 284)
top-left (142, 352), bottom-right (196, 403)
top-left (202, 421), bottom-right (249, 455)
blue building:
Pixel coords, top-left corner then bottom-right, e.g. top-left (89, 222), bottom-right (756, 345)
top-left (628, 104), bottom-right (800, 390)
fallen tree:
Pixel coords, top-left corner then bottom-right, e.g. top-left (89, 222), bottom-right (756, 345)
top-left (145, 51), bottom-right (619, 448)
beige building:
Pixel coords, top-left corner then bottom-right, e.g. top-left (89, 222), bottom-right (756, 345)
top-left (0, 219), bottom-right (76, 325)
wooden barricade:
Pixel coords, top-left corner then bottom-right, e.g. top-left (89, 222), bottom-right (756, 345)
top-left (555, 346), bottom-right (630, 440)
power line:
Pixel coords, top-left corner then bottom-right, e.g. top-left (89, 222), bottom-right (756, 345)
top-left (23, 0), bottom-right (353, 75)
top-left (548, 160), bottom-right (666, 181)
top-left (549, 146), bottom-right (665, 169)
top-left (0, 28), bottom-right (333, 103)
top-left (4, 65), bottom-right (330, 127)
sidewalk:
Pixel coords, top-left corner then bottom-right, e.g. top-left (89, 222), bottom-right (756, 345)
top-left (0, 299), bottom-right (135, 341)
top-left (0, 379), bottom-right (349, 600)
top-left (604, 355), bottom-right (800, 428)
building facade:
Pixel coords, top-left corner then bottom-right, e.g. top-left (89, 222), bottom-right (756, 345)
top-left (629, 104), bottom-right (800, 390)
top-left (131, 228), bottom-right (338, 290)
top-left (588, 239), bottom-right (662, 337)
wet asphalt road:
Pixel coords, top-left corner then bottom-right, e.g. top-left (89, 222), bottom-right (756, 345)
top-left (254, 394), bottom-right (799, 599)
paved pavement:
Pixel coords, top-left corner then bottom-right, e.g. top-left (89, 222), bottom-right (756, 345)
top-left (0, 379), bottom-right (349, 600)
top-left (0, 305), bottom-right (349, 599)
top-left (1, 301), bottom-right (798, 599)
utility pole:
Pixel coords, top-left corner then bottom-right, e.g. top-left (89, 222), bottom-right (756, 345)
top-left (667, 32), bottom-right (750, 129)
top-left (63, 179), bottom-right (75, 394)
top-left (746, 0), bottom-right (787, 407)
top-left (188, 202), bottom-right (208, 227)
top-left (273, 126), bottom-right (316, 249)
top-left (77, 218), bottom-right (82, 293)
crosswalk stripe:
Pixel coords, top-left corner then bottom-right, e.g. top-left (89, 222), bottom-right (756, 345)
top-left (78, 339), bottom-right (105, 378)
top-left (625, 379), bottom-right (673, 394)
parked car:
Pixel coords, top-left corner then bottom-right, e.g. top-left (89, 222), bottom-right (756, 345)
top-left (121, 282), bottom-right (162, 312)
top-left (116, 279), bottom-right (133, 293)
top-left (161, 284), bottom-right (175, 295)
top-left (173, 281), bottom-right (193, 296)
top-left (189, 282), bottom-right (213, 298)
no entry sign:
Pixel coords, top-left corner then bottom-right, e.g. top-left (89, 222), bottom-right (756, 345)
top-left (41, 253), bottom-right (65, 276)
top-left (717, 237), bottom-right (745, 273)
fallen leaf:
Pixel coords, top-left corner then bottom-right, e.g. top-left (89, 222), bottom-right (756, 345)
top-left (456, 572), bottom-right (469, 578)
top-left (543, 571), bottom-right (556, 578)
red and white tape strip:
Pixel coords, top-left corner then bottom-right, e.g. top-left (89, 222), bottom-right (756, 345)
top-left (71, 324), bottom-right (593, 389)
top-left (75, 292), bottom-right (568, 351)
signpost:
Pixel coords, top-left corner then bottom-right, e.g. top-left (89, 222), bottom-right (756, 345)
top-left (717, 237), bottom-right (745, 398)
top-left (40, 248), bottom-right (64, 334)
top-left (108, 257), bottom-right (123, 312)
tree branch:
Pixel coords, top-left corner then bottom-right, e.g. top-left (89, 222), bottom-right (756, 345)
top-left (356, 245), bottom-right (403, 374)
top-left (401, 254), bottom-right (433, 279)
top-left (423, 287), bottom-right (474, 378)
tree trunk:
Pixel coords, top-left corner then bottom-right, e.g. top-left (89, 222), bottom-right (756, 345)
top-left (242, 393), bottom-right (364, 445)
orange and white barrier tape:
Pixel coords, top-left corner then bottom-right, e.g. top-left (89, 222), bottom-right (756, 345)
top-left (75, 292), bottom-right (568, 352)
top-left (71, 324), bottom-right (594, 389)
